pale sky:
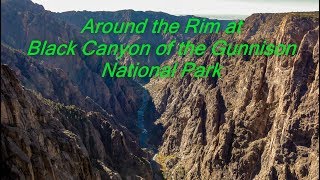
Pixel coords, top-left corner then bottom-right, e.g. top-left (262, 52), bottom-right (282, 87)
top-left (31, 0), bottom-right (319, 15)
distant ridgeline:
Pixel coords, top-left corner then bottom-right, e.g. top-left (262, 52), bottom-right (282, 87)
top-left (27, 17), bottom-right (298, 78)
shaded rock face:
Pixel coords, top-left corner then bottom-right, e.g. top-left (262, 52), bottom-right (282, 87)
top-left (1, 0), bottom-right (145, 129)
top-left (1, 64), bottom-right (152, 179)
top-left (1, 0), bottom-right (319, 179)
top-left (146, 12), bottom-right (319, 180)
top-left (1, 0), bottom-right (160, 179)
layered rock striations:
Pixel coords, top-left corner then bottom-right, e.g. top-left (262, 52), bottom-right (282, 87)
top-left (1, 64), bottom-right (152, 179)
top-left (146, 12), bottom-right (319, 180)
top-left (1, 0), bottom-right (319, 179)
top-left (1, 0), bottom-right (148, 131)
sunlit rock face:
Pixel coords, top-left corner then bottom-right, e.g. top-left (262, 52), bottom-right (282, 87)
top-left (1, 0), bottom-right (319, 179)
top-left (146, 12), bottom-right (319, 180)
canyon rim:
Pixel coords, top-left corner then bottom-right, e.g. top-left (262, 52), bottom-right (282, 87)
top-left (1, 0), bottom-right (319, 179)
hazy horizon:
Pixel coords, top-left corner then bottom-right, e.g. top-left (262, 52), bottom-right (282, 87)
top-left (31, 0), bottom-right (319, 16)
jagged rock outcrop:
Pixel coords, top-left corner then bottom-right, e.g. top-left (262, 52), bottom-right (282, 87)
top-left (0, 0), bottom-right (225, 131)
top-left (1, 64), bottom-right (153, 179)
top-left (1, 0), bottom-right (144, 129)
top-left (146, 12), bottom-right (319, 180)
top-left (1, 0), bottom-right (319, 179)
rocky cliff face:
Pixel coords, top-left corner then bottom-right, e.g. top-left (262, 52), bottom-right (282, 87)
top-left (1, 0), bottom-right (319, 179)
top-left (1, 0), bottom-right (146, 130)
top-left (146, 12), bottom-right (319, 180)
top-left (0, 0), bottom-right (161, 179)
top-left (1, 64), bottom-right (152, 179)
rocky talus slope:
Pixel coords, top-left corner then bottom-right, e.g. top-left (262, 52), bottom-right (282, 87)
top-left (1, 64), bottom-right (152, 179)
top-left (146, 12), bottom-right (319, 180)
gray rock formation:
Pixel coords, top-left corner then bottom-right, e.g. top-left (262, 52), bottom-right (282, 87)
top-left (1, 0), bottom-right (319, 179)
top-left (1, 64), bottom-right (152, 179)
top-left (146, 12), bottom-right (319, 180)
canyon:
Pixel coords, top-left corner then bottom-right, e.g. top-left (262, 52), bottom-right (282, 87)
top-left (1, 0), bottom-right (319, 179)
top-left (146, 12), bottom-right (319, 179)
